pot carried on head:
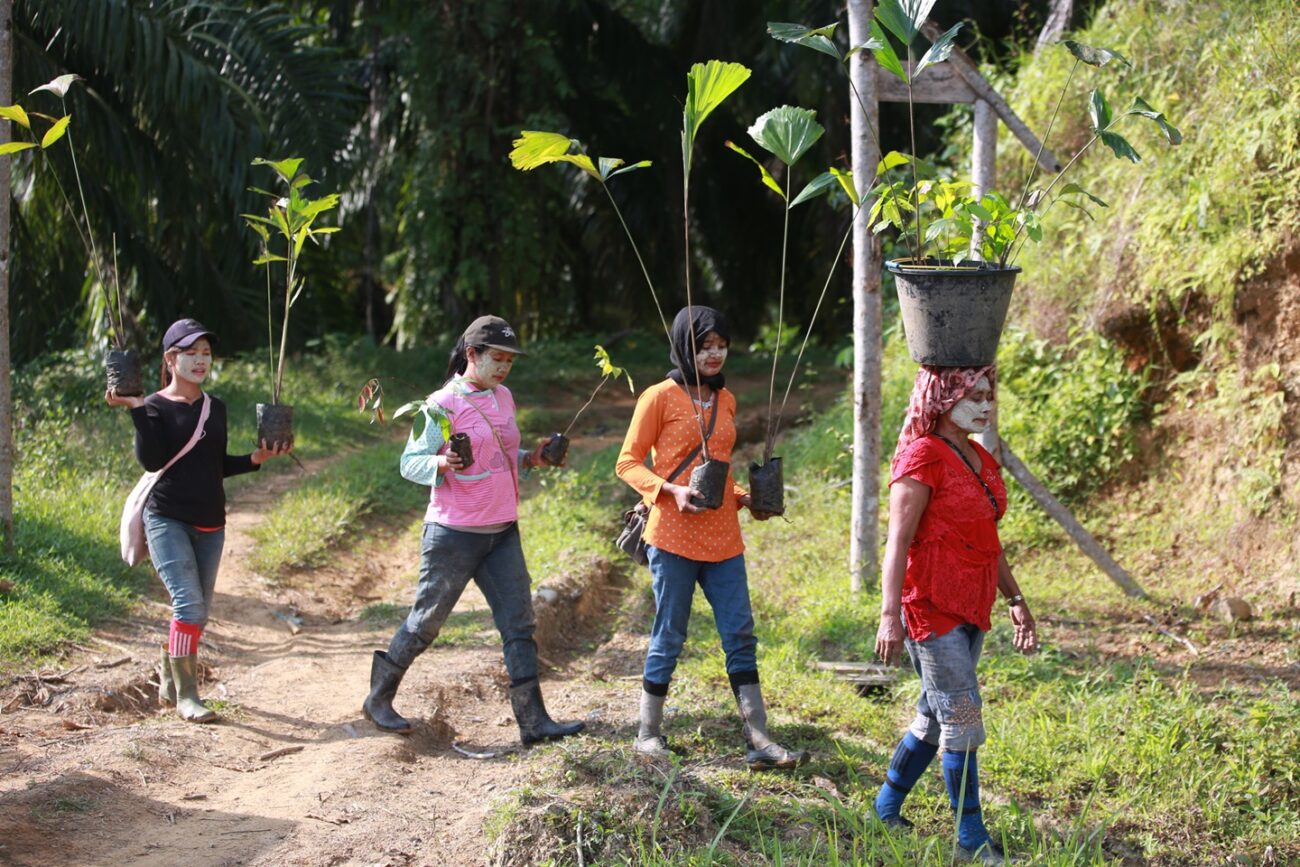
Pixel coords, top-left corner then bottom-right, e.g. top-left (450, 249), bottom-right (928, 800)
top-left (888, 259), bottom-right (1020, 367)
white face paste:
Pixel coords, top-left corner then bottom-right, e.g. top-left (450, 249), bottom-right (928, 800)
top-left (172, 342), bottom-right (211, 385)
top-left (949, 376), bottom-right (993, 433)
top-left (469, 349), bottom-right (516, 387)
top-left (695, 333), bottom-right (728, 376)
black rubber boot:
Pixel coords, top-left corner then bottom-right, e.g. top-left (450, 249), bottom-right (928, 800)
top-left (509, 678), bottom-right (585, 745)
top-left (362, 650), bottom-right (412, 735)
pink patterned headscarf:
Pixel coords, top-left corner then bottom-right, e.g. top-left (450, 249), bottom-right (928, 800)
top-left (892, 364), bottom-right (998, 466)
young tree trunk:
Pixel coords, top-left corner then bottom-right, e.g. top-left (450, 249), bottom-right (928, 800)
top-left (847, 0), bottom-right (881, 593)
top-left (1036, 0), bottom-right (1074, 52)
top-left (362, 19), bottom-right (382, 341)
top-left (0, 0), bottom-right (14, 550)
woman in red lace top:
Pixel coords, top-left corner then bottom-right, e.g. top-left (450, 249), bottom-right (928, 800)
top-left (871, 365), bottom-right (1038, 864)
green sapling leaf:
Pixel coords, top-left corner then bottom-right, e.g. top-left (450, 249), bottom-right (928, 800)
top-left (747, 105), bottom-right (825, 167)
top-left (1100, 131), bottom-right (1141, 162)
top-left (868, 21), bottom-right (908, 82)
top-left (725, 141), bottom-right (785, 198)
top-left (915, 21), bottom-right (963, 77)
top-left (0, 141), bottom-right (37, 155)
top-left (40, 115), bottom-right (70, 149)
top-left (0, 104), bottom-right (31, 129)
top-left (253, 156), bottom-right (304, 185)
top-left (790, 171), bottom-right (839, 208)
top-left (874, 0), bottom-right (937, 46)
top-left (830, 167), bottom-right (860, 205)
top-left (1060, 183), bottom-right (1109, 209)
top-left (1126, 97), bottom-right (1183, 145)
top-left (1088, 89), bottom-right (1113, 132)
top-left (766, 22), bottom-right (842, 60)
top-left (1062, 40), bottom-right (1131, 69)
top-left (608, 160), bottom-right (652, 179)
top-left (683, 61), bottom-right (752, 169)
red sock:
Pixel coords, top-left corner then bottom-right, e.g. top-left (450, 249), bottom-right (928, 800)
top-left (169, 620), bottom-right (202, 657)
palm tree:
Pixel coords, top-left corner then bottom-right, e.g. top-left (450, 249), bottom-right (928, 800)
top-left (8, 0), bottom-right (359, 360)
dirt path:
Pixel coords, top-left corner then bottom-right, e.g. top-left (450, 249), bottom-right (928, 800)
top-left (0, 462), bottom-right (630, 867)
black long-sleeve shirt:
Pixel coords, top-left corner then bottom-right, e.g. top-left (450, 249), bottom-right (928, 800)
top-left (130, 393), bottom-right (259, 527)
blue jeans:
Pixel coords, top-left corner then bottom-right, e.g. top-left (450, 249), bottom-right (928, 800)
top-left (386, 522), bottom-right (538, 684)
top-left (643, 546), bottom-right (757, 685)
top-left (904, 623), bottom-right (986, 751)
top-left (144, 509), bottom-right (225, 626)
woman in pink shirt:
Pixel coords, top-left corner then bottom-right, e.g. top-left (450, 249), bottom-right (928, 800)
top-left (361, 316), bottom-right (584, 746)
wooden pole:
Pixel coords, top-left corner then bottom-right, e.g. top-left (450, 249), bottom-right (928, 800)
top-left (1000, 443), bottom-right (1148, 598)
top-left (847, 0), bottom-right (881, 593)
top-left (919, 21), bottom-right (1062, 173)
top-left (0, 0), bottom-right (14, 550)
top-left (969, 99), bottom-right (1001, 456)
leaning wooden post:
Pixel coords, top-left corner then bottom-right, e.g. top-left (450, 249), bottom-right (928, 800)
top-left (847, 0), bottom-right (881, 593)
top-left (969, 98), bottom-right (1002, 456)
top-left (1000, 443), bottom-right (1148, 598)
top-left (0, 0), bottom-right (14, 550)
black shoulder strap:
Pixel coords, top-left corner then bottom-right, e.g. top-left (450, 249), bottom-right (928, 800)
top-left (935, 434), bottom-right (1001, 520)
top-left (664, 397), bottom-right (719, 485)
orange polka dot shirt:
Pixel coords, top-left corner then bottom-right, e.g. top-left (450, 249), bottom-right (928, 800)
top-left (615, 378), bottom-right (748, 563)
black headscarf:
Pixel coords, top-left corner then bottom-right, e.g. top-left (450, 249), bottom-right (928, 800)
top-left (667, 306), bottom-right (730, 389)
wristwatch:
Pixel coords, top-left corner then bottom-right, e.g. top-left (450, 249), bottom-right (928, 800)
top-left (1007, 594), bottom-right (1025, 607)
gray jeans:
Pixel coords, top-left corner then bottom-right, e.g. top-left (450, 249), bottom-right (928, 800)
top-left (904, 623), bottom-right (986, 751)
top-left (386, 522), bottom-right (538, 684)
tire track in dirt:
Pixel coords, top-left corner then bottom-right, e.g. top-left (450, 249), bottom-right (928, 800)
top-left (0, 457), bottom-right (629, 867)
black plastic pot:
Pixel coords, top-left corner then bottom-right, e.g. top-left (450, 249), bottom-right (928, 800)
top-left (540, 432), bottom-right (569, 467)
top-left (256, 403), bottom-right (294, 450)
top-left (689, 459), bottom-right (730, 510)
top-left (887, 259), bottom-right (1020, 366)
top-left (105, 349), bottom-right (143, 397)
top-left (748, 457), bottom-right (785, 516)
top-left (449, 432), bottom-right (474, 469)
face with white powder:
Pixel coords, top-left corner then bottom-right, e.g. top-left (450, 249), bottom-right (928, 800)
top-left (168, 338), bottom-right (212, 385)
top-left (945, 375), bottom-right (993, 434)
top-left (466, 346), bottom-right (517, 388)
top-left (694, 331), bottom-right (728, 377)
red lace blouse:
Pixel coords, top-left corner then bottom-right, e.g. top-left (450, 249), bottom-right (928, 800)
top-left (891, 435), bottom-right (1007, 641)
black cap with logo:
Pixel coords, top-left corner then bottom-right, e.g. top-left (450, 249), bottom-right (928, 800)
top-left (461, 315), bottom-right (526, 356)
top-left (162, 318), bottom-right (217, 352)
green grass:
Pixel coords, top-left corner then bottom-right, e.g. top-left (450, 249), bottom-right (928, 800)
top-left (1002, 0), bottom-right (1300, 325)
top-left (0, 338), bottom-right (433, 666)
top-left (246, 440), bottom-right (426, 578)
top-left (484, 330), bottom-right (1300, 864)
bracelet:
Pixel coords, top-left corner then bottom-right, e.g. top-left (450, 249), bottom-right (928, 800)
top-left (1007, 594), bottom-right (1025, 607)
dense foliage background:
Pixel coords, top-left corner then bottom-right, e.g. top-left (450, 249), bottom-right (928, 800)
top-left (9, 0), bottom-right (1080, 362)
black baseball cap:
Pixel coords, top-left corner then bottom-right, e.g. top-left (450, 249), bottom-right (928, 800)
top-left (462, 315), bottom-right (526, 355)
top-left (162, 318), bottom-right (217, 351)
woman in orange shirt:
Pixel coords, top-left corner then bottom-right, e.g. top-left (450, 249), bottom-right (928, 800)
top-left (615, 306), bottom-right (809, 770)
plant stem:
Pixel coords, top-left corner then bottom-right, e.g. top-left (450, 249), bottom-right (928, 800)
top-left (601, 184), bottom-right (672, 341)
top-left (274, 245), bottom-right (295, 405)
top-left (562, 375), bottom-right (608, 438)
top-left (1007, 133), bottom-right (1098, 265)
top-left (265, 249), bottom-right (275, 402)
top-left (772, 204), bottom-right (862, 444)
top-left (681, 141), bottom-right (710, 460)
top-left (906, 47), bottom-right (925, 262)
top-left (1012, 58), bottom-right (1080, 219)
top-left (61, 97), bottom-right (122, 347)
top-left (763, 196), bottom-right (791, 463)
top-left (111, 234), bottom-right (125, 341)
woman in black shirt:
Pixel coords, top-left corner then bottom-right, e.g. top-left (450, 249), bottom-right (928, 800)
top-left (106, 319), bottom-right (290, 721)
